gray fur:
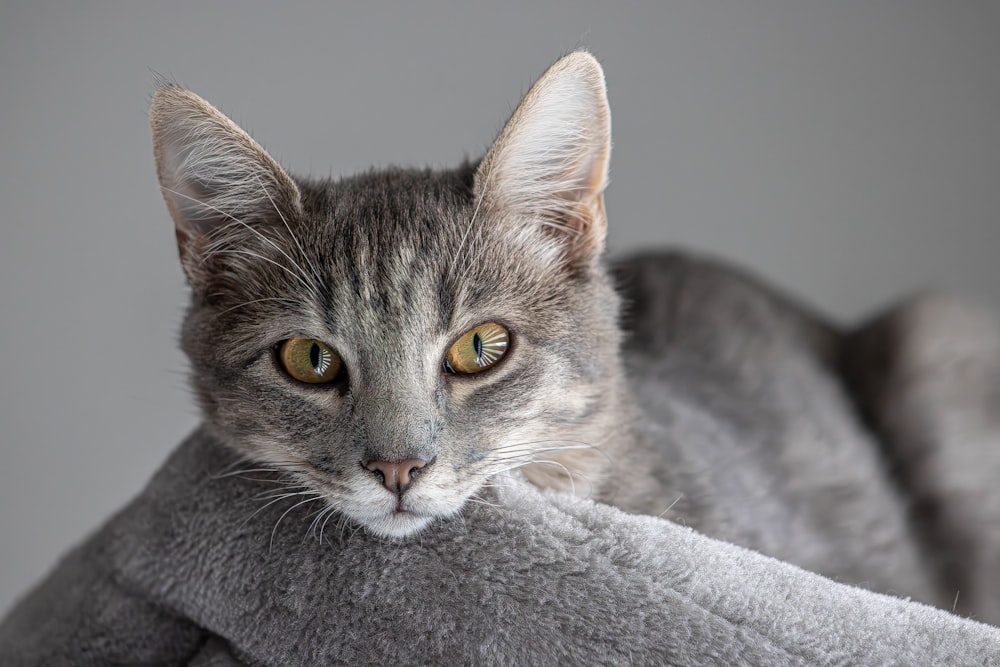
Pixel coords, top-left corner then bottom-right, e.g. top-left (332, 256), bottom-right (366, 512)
top-left (4, 52), bottom-right (1000, 662)
top-left (611, 255), bottom-right (936, 601)
top-left (845, 295), bottom-right (1000, 621)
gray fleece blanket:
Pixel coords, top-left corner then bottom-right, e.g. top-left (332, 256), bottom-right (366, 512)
top-left (2, 256), bottom-right (1000, 665)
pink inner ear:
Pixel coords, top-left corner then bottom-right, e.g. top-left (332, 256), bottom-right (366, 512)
top-left (534, 143), bottom-right (610, 239)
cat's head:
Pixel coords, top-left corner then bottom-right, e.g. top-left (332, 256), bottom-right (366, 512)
top-left (151, 52), bottom-right (628, 538)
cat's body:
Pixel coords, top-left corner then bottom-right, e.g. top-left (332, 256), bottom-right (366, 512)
top-left (151, 53), bottom-right (933, 601)
top-left (614, 254), bottom-right (933, 597)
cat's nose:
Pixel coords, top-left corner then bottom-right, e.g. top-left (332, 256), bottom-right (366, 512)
top-left (363, 458), bottom-right (433, 495)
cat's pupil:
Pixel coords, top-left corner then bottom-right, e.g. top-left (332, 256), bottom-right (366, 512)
top-left (310, 343), bottom-right (321, 370)
top-left (473, 333), bottom-right (483, 358)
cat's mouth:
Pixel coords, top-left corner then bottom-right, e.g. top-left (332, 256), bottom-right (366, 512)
top-left (348, 486), bottom-right (474, 539)
top-left (300, 468), bottom-right (468, 539)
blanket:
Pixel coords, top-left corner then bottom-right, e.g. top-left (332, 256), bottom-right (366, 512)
top-left (2, 253), bottom-right (999, 665)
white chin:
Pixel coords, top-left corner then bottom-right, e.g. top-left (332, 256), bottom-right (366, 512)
top-left (358, 511), bottom-right (435, 539)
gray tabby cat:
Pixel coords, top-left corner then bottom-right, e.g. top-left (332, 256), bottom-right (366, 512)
top-left (152, 52), bottom-right (633, 540)
top-left (151, 53), bottom-right (933, 600)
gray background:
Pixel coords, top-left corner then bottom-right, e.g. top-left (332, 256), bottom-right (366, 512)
top-left (1, 2), bottom-right (998, 616)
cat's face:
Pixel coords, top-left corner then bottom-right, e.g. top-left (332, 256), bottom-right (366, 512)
top-left (152, 53), bottom-right (623, 538)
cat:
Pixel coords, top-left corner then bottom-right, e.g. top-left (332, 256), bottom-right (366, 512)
top-left (151, 52), bottom-right (935, 603)
top-left (152, 52), bottom-right (637, 540)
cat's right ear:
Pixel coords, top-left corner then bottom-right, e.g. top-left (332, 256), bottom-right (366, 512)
top-left (150, 85), bottom-right (302, 285)
top-left (474, 52), bottom-right (612, 268)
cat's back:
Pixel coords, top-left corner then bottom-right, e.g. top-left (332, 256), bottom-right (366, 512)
top-left (608, 251), bottom-right (936, 602)
top-left (612, 251), bottom-right (840, 368)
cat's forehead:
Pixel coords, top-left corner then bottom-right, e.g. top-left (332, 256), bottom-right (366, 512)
top-left (290, 168), bottom-right (475, 332)
top-left (282, 166), bottom-right (574, 344)
top-left (296, 166), bottom-right (542, 294)
top-left (300, 166), bottom-right (476, 245)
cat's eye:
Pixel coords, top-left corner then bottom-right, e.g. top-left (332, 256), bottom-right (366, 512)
top-left (279, 338), bottom-right (343, 384)
top-left (444, 322), bottom-right (510, 374)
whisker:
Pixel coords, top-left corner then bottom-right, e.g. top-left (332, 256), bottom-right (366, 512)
top-left (523, 458), bottom-right (578, 496)
top-left (319, 507), bottom-right (340, 546)
top-left (252, 488), bottom-right (313, 502)
top-left (658, 495), bottom-right (684, 519)
top-left (473, 462), bottom-right (536, 478)
top-left (347, 524), bottom-right (361, 542)
top-left (490, 439), bottom-right (597, 451)
top-left (338, 514), bottom-right (353, 544)
top-left (465, 496), bottom-right (501, 509)
top-left (488, 444), bottom-right (596, 460)
top-left (209, 458), bottom-right (260, 479)
top-left (219, 296), bottom-right (303, 316)
top-left (204, 248), bottom-right (315, 293)
top-left (447, 158), bottom-right (494, 280)
top-left (160, 184), bottom-right (319, 298)
top-left (306, 503), bottom-right (335, 541)
top-left (241, 490), bottom-right (312, 526)
top-left (212, 467), bottom-right (278, 479)
top-left (269, 495), bottom-right (323, 552)
top-left (487, 438), bottom-right (615, 468)
top-left (253, 171), bottom-right (323, 287)
top-left (238, 476), bottom-right (304, 486)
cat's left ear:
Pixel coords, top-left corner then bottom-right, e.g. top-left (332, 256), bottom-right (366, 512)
top-left (150, 85), bottom-right (302, 281)
top-left (475, 52), bottom-right (611, 266)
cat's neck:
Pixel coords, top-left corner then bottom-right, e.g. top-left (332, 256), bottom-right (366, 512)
top-left (518, 371), bottom-right (642, 501)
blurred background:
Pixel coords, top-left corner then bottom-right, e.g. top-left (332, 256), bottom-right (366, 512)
top-left (1, 2), bottom-right (998, 615)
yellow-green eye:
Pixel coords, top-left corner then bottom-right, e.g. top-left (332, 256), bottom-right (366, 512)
top-left (280, 338), bottom-right (342, 384)
top-left (445, 322), bottom-right (510, 374)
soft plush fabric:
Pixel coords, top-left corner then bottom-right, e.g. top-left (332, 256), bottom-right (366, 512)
top-left (1, 433), bottom-right (998, 665)
top-left (2, 254), bottom-right (999, 665)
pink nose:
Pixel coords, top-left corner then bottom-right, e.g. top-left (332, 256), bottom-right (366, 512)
top-left (363, 458), bottom-right (431, 495)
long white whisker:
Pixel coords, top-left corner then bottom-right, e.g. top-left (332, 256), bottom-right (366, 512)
top-left (211, 466), bottom-right (290, 480)
top-left (466, 495), bottom-right (501, 509)
top-left (253, 489), bottom-right (315, 502)
top-left (488, 444), bottom-right (595, 459)
top-left (318, 508), bottom-right (342, 546)
top-left (204, 248), bottom-right (315, 292)
top-left (476, 462), bottom-right (537, 477)
top-left (209, 458), bottom-right (259, 479)
top-left (658, 495), bottom-right (684, 519)
top-left (252, 171), bottom-right (323, 286)
top-left (241, 494), bottom-right (301, 527)
top-left (528, 459), bottom-right (578, 496)
top-left (237, 476), bottom-right (303, 486)
top-left (311, 505), bottom-right (338, 544)
top-left (219, 296), bottom-right (303, 316)
top-left (269, 495), bottom-right (323, 552)
top-left (338, 514), bottom-right (352, 543)
top-left (448, 158), bottom-right (495, 279)
top-left (305, 503), bottom-right (334, 540)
